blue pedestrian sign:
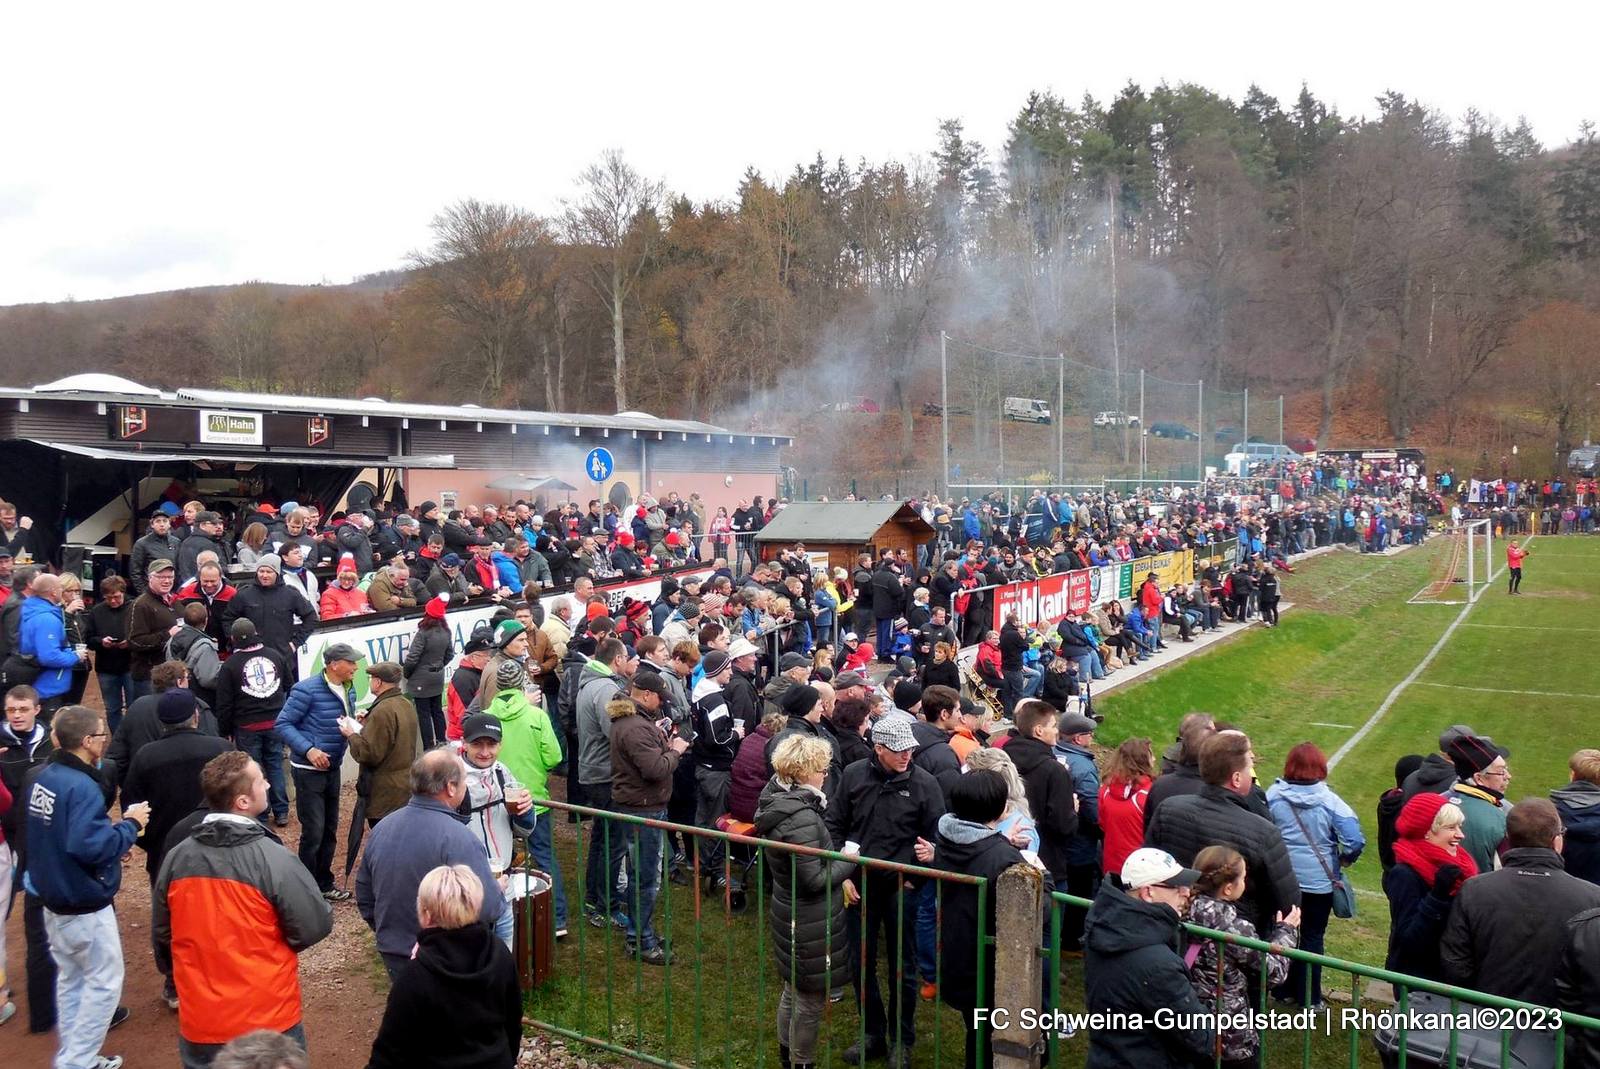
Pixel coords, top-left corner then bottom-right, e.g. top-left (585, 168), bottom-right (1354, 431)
top-left (585, 447), bottom-right (615, 482)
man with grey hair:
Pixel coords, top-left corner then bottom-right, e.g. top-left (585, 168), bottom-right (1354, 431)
top-left (355, 749), bottom-right (508, 981)
top-left (213, 1030), bottom-right (309, 1069)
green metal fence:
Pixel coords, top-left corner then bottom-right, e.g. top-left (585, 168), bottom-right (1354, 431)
top-left (522, 798), bottom-right (991, 1069)
top-left (1046, 890), bottom-right (1600, 1068)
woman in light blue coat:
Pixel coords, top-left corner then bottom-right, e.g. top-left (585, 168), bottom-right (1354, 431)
top-left (1266, 742), bottom-right (1365, 1007)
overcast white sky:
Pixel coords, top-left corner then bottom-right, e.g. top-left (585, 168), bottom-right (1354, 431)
top-left (4, 1), bottom-right (1595, 305)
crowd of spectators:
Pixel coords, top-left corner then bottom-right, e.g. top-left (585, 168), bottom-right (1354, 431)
top-left (1, 457), bottom-right (1599, 1069)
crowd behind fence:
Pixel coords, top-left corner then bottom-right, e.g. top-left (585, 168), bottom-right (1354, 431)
top-left (510, 806), bottom-right (1600, 1069)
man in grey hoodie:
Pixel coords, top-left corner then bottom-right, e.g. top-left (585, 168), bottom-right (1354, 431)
top-left (166, 602), bottom-right (222, 710)
top-left (575, 637), bottom-right (637, 927)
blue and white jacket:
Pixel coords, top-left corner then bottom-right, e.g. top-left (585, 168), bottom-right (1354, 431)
top-left (24, 751), bottom-right (139, 914)
top-left (1265, 778), bottom-right (1365, 894)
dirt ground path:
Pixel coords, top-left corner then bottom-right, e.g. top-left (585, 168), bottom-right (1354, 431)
top-left (5, 763), bottom-right (387, 1068)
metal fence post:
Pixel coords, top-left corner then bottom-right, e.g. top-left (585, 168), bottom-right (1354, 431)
top-left (992, 864), bottom-right (1044, 1069)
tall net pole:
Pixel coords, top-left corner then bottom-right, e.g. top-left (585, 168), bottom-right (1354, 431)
top-left (1057, 353), bottom-right (1065, 482)
top-left (1197, 379), bottom-right (1205, 482)
top-left (940, 331), bottom-right (950, 496)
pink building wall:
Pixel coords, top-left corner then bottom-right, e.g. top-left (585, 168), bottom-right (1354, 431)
top-left (403, 466), bottom-right (778, 535)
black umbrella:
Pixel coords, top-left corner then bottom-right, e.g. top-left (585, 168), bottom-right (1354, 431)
top-left (341, 766), bottom-right (373, 890)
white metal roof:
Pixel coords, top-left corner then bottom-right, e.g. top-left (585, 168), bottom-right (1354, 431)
top-left (0, 376), bottom-right (792, 443)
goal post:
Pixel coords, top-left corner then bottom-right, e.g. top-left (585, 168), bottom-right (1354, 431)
top-left (1409, 519), bottom-right (1492, 605)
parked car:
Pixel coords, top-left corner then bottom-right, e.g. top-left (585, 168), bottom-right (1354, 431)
top-left (1224, 441), bottom-right (1301, 475)
top-left (1570, 445), bottom-right (1600, 476)
top-left (1004, 397), bottom-right (1052, 424)
top-left (1149, 421), bottom-right (1198, 440)
top-left (1093, 410), bottom-right (1140, 428)
top-left (923, 401), bottom-right (973, 417)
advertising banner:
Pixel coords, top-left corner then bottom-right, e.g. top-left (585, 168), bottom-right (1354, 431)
top-left (296, 566), bottom-right (716, 680)
top-left (1194, 539), bottom-right (1239, 575)
top-left (992, 564), bottom-right (1129, 632)
top-left (1128, 549), bottom-right (1193, 594)
top-left (987, 549), bottom-right (1197, 635)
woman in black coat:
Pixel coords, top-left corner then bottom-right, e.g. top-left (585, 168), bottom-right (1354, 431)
top-left (754, 736), bottom-right (857, 1069)
top-left (403, 609), bottom-right (454, 747)
top-left (367, 864), bottom-right (522, 1069)
top-left (919, 641), bottom-right (961, 693)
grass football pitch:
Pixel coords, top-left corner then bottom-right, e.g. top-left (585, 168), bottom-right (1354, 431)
top-left (1096, 532), bottom-right (1600, 966)
top-left (522, 535), bottom-right (1596, 1067)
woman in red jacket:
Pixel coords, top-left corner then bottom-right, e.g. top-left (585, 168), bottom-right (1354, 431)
top-left (1098, 737), bottom-right (1156, 879)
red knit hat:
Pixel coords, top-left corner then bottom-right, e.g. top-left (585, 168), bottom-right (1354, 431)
top-left (337, 553), bottom-right (357, 574)
top-left (1395, 792), bottom-right (1455, 840)
top-left (425, 593), bottom-right (449, 620)
top-left (617, 532), bottom-right (635, 547)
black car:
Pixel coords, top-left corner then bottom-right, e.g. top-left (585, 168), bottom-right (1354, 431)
top-left (1150, 422), bottom-right (1198, 440)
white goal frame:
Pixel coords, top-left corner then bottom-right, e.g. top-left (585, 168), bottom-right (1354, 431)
top-left (1409, 519), bottom-right (1493, 605)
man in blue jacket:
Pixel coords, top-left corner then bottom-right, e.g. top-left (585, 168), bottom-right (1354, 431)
top-left (18, 574), bottom-right (87, 719)
top-left (275, 641), bottom-right (360, 900)
top-left (1054, 712), bottom-right (1103, 952)
top-left (355, 748), bottom-right (507, 981)
top-left (25, 704), bottom-right (150, 1069)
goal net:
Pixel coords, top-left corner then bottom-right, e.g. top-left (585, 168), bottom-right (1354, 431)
top-left (1409, 520), bottom-right (1493, 605)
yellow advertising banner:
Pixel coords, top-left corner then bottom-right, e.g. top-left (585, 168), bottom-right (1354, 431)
top-left (1128, 548), bottom-right (1194, 592)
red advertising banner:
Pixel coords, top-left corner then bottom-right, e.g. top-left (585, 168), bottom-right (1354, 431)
top-left (992, 564), bottom-right (1130, 633)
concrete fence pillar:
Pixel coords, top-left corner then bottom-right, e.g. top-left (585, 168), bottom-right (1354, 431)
top-left (992, 863), bottom-right (1045, 1069)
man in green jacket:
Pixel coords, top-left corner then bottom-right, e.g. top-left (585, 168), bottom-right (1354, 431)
top-left (340, 663), bottom-right (419, 826)
top-left (1447, 734), bottom-right (1513, 873)
top-left (485, 660), bottom-right (568, 936)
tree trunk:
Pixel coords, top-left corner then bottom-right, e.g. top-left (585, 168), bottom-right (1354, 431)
top-left (610, 260), bottom-right (628, 411)
top-left (1317, 298), bottom-right (1347, 446)
top-left (540, 336), bottom-right (556, 410)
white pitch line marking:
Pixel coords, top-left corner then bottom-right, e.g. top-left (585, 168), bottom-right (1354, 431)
top-left (1414, 681), bottom-right (1600, 701)
top-left (1327, 535), bottom-right (1530, 771)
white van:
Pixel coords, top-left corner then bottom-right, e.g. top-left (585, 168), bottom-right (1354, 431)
top-left (1004, 397), bottom-right (1052, 424)
top-left (1224, 442), bottom-right (1300, 475)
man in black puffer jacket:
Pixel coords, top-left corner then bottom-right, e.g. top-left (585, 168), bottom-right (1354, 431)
top-left (825, 716), bottom-right (942, 1069)
top-left (1443, 798), bottom-right (1600, 1008)
top-left (1004, 700), bottom-right (1078, 887)
top-left (1083, 848), bottom-right (1213, 1069)
top-left (224, 555), bottom-right (316, 664)
top-left (1144, 730), bottom-right (1300, 935)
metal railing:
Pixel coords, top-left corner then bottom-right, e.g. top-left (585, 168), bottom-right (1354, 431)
top-left (1043, 889), bottom-right (1600, 1068)
top-left (522, 798), bottom-right (992, 1069)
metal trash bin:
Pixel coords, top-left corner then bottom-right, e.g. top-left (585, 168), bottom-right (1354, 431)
top-left (507, 870), bottom-right (553, 988)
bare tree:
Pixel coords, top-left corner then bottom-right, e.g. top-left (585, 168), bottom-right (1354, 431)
top-left (207, 284), bottom-right (282, 392)
top-left (407, 199), bottom-right (549, 399)
top-left (565, 150), bottom-right (665, 410)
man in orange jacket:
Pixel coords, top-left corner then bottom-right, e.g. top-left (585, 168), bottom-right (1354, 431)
top-left (153, 750), bottom-right (332, 1067)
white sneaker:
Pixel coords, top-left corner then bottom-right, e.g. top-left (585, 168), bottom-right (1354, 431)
top-left (94, 1057), bottom-right (125, 1069)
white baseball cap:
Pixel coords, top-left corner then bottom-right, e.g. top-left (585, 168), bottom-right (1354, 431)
top-left (727, 638), bottom-right (761, 659)
top-left (1120, 848), bottom-right (1200, 891)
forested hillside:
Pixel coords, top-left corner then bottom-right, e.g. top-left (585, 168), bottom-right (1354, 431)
top-left (4, 82), bottom-right (1599, 478)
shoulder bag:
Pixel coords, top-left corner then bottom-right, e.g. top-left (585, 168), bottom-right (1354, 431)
top-left (1289, 804), bottom-right (1356, 918)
